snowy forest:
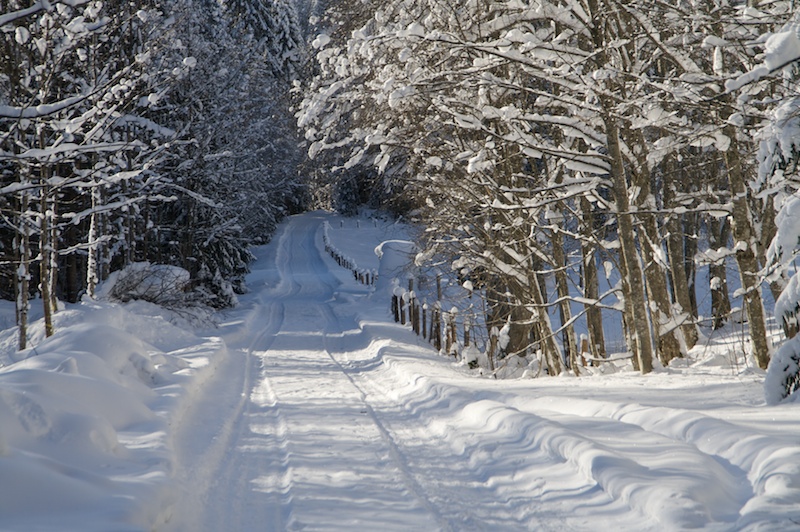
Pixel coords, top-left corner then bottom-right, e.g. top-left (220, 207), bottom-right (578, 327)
top-left (0, 0), bottom-right (307, 346)
top-left (3, 0), bottom-right (800, 398)
top-left (5, 2), bottom-right (800, 530)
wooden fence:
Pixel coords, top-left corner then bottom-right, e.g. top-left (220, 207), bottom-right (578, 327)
top-left (390, 276), bottom-right (495, 369)
top-left (389, 275), bottom-right (603, 374)
top-left (322, 221), bottom-right (376, 286)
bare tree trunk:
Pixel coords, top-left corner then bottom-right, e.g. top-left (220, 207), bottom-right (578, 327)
top-left (615, 249), bottom-right (639, 370)
top-left (86, 184), bottom-right (101, 298)
top-left (17, 190), bottom-right (31, 351)
top-left (551, 225), bottom-right (578, 373)
top-left (641, 214), bottom-right (685, 365)
top-left (628, 133), bottom-right (685, 365)
top-left (606, 118), bottom-right (654, 373)
top-left (49, 194), bottom-right (58, 311)
top-left (39, 187), bottom-right (54, 338)
top-left (684, 212), bottom-right (699, 318)
top-left (664, 179), bottom-right (698, 349)
top-left (528, 271), bottom-right (563, 375)
top-left (585, 0), bottom-right (653, 373)
top-left (708, 216), bottom-right (732, 330)
top-left (723, 123), bottom-right (771, 369)
top-left (579, 216), bottom-right (606, 361)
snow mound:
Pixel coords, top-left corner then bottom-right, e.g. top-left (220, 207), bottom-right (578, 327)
top-left (99, 261), bottom-right (191, 305)
top-left (0, 301), bottom-right (223, 531)
top-left (765, 334), bottom-right (800, 405)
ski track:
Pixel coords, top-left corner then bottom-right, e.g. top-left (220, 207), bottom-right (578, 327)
top-left (166, 212), bottom-right (797, 531)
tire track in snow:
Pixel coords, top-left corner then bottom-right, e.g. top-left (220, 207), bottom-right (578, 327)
top-left (166, 224), bottom-right (299, 531)
top-left (319, 308), bottom-right (454, 531)
top-left (220, 220), bottom-right (305, 531)
top-left (173, 213), bottom-right (441, 531)
top-left (262, 214), bottom-right (447, 529)
top-left (337, 343), bottom-right (637, 531)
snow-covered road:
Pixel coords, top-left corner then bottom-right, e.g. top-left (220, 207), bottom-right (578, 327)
top-left (2, 211), bottom-right (800, 530)
top-left (162, 212), bottom-right (800, 531)
top-left (167, 213), bottom-right (444, 530)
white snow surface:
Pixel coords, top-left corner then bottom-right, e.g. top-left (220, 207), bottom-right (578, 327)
top-left (1, 211), bottom-right (799, 531)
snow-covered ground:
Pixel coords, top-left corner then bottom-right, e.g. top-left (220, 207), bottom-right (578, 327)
top-left (1, 211), bottom-right (799, 531)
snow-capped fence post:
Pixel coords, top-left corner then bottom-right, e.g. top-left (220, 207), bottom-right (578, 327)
top-left (400, 291), bottom-right (407, 325)
top-left (422, 301), bottom-right (428, 339)
top-left (392, 292), bottom-right (399, 322)
top-left (324, 220), bottom-right (377, 286)
top-left (580, 335), bottom-right (589, 367)
top-left (408, 279), bottom-right (419, 335)
top-left (417, 300), bottom-right (421, 334)
top-left (414, 298), bottom-right (421, 336)
top-left (464, 317), bottom-right (471, 348)
top-left (432, 302), bottom-right (442, 351)
top-left (444, 311), bottom-right (452, 354)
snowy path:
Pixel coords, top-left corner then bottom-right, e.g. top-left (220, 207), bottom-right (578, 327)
top-left (163, 212), bottom-right (800, 531)
top-left (167, 214), bottom-right (443, 530)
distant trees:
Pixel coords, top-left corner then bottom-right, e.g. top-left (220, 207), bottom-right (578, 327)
top-left (299, 0), bottom-right (795, 373)
top-left (1, 0), bottom-right (307, 348)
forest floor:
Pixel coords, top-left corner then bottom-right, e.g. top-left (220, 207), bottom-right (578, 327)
top-left (1, 211), bottom-right (799, 531)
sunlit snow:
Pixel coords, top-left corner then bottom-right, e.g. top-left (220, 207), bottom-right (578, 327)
top-left (1, 212), bottom-right (799, 531)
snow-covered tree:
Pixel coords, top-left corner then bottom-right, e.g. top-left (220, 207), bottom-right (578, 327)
top-left (143, 0), bottom-right (306, 301)
top-left (739, 16), bottom-right (800, 401)
top-left (299, 0), bottom-right (795, 375)
top-left (0, 0), bottom-right (310, 344)
top-left (221, 0), bottom-right (305, 77)
top-left (0, 0), bottom-right (175, 346)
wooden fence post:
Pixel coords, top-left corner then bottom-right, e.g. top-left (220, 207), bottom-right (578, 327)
top-left (432, 303), bottom-right (442, 351)
top-left (422, 302), bottom-right (428, 339)
top-left (489, 326), bottom-right (498, 371)
top-left (408, 279), bottom-right (418, 335)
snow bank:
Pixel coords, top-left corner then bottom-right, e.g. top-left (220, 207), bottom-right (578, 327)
top-left (0, 300), bottom-right (225, 531)
top-left (527, 396), bottom-right (800, 530)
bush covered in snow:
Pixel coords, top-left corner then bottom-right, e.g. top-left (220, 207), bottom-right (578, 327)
top-left (100, 262), bottom-right (191, 305)
top-left (765, 335), bottom-right (800, 404)
top-left (98, 262), bottom-right (237, 310)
